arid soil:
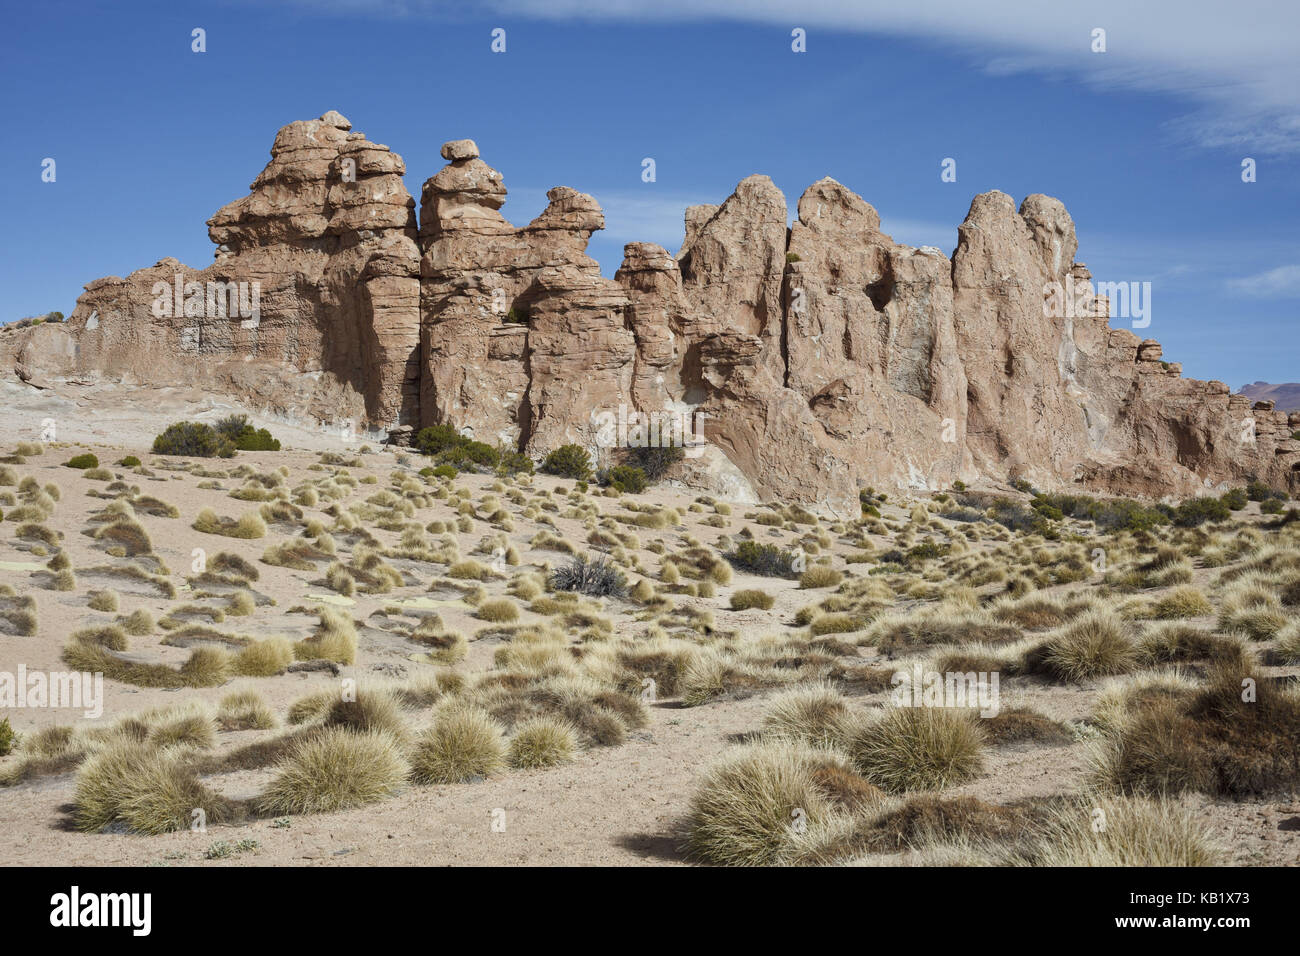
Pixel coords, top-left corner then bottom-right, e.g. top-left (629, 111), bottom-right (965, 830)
top-left (1, 385), bottom-right (1297, 867)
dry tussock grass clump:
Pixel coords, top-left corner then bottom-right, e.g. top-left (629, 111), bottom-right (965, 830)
top-left (846, 706), bottom-right (985, 793)
top-left (799, 565), bottom-right (843, 589)
top-left (761, 683), bottom-right (853, 748)
top-left (989, 593), bottom-right (1088, 630)
top-left (193, 508), bottom-right (267, 539)
top-left (1032, 610), bottom-right (1136, 682)
top-left (217, 690), bottom-right (276, 730)
top-left (448, 558), bottom-right (492, 580)
top-left (600, 634), bottom-right (699, 699)
top-left (74, 742), bottom-right (233, 834)
top-left (233, 637), bottom-right (294, 676)
top-left (980, 706), bottom-right (1073, 745)
top-left (1135, 623), bottom-right (1251, 669)
top-left (119, 608), bottom-right (155, 636)
top-left (322, 687), bottom-right (410, 742)
top-left (806, 792), bottom-right (1218, 867)
top-left (262, 540), bottom-right (331, 570)
top-left (1277, 620), bottom-right (1300, 664)
top-left (408, 618), bottom-right (468, 664)
top-left (62, 633), bottom-right (232, 689)
top-left (410, 705), bottom-right (507, 783)
top-left (678, 637), bottom-right (840, 707)
top-left (91, 516), bottom-right (153, 557)
top-left (477, 598), bottom-right (520, 623)
top-left (508, 717), bottom-right (578, 769)
top-left (1090, 665), bottom-right (1300, 797)
top-left (869, 609), bottom-right (1022, 655)
top-left (1150, 586), bottom-right (1213, 619)
top-left (294, 608), bottom-right (358, 664)
top-left (86, 589), bottom-right (119, 612)
top-left (1019, 794), bottom-right (1221, 866)
top-left (1215, 576), bottom-right (1288, 640)
top-left (258, 728), bottom-right (409, 815)
top-left (730, 589), bottom-right (775, 611)
top-left (801, 794), bottom-right (1032, 861)
top-left (686, 741), bottom-right (880, 866)
top-left (0, 595), bottom-right (38, 636)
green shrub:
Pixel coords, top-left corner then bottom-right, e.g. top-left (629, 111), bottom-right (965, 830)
top-left (1261, 498), bottom-right (1285, 515)
top-left (496, 449), bottom-right (534, 476)
top-left (0, 717), bottom-right (14, 756)
top-left (623, 444), bottom-right (685, 481)
top-left (602, 465), bottom-right (648, 494)
top-left (413, 424), bottom-right (463, 457)
top-left (414, 424), bottom-right (498, 471)
top-left (431, 464), bottom-right (457, 479)
top-left (1028, 492), bottom-right (1168, 533)
top-left (152, 422), bottom-right (235, 458)
top-left (64, 453), bottom-right (98, 469)
top-left (1245, 479), bottom-right (1286, 502)
top-left (540, 444), bottom-right (592, 480)
top-left (234, 427), bottom-right (281, 451)
top-left (441, 441), bottom-right (498, 469)
top-left (725, 541), bottom-right (800, 578)
top-left (1173, 497), bottom-right (1230, 527)
top-left (116, 456), bottom-right (142, 468)
top-left (1221, 488), bottom-right (1248, 511)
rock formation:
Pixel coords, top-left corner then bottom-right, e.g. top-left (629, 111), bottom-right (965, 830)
top-left (8, 112), bottom-right (1298, 508)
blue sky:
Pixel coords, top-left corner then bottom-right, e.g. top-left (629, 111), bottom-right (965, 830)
top-left (1, 0), bottom-right (1296, 388)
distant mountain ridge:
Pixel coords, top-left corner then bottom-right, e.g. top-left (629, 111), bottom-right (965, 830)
top-left (1240, 382), bottom-right (1300, 413)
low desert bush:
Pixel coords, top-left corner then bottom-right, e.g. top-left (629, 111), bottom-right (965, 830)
top-left (551, 553), bottom-right (627, 598)
top-left (540, 444), bottom-right (592, 480)
top-left (152, 422), bottom-right (235, 458)
top-left (725, 541), bottom-right (800, 578)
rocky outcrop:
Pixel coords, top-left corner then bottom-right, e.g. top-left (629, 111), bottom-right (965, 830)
top-left (16, 112), bottom-right (420, 430)
top-left (417, 141), bottom-right (633, 454)
top-left (10, 112), bottom-right (1298, 506)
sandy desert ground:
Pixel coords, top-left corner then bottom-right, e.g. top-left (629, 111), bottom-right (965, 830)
top-left (1, 383), bottom-right (1297, 867)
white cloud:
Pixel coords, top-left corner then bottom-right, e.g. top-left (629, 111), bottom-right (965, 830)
top-left (1227, 264), bottom-right (1300, 299)
top-left (308, 0), bottom-right (1300, 154)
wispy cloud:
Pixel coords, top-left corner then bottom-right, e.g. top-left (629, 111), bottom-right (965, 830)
top-left (1227, 264), bottom-right (1300, 299)
top-left (292, 0), bottom-right (1300, 155)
